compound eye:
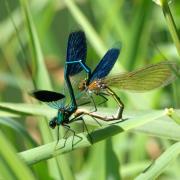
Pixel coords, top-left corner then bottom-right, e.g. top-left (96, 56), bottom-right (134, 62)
top-left (78, 80), bottom-right (87, 91)
top-left (49, 117), bottom-right (57, 129)
top-left (83, 80), bottom-right (87, 86)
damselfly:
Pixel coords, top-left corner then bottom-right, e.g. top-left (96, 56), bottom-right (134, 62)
top-left (79, 61), bottom-right (177, 120)
top-left (67, 31), bottom-right (177, 121)
top-left (31, 31), bottom-right (92, 148)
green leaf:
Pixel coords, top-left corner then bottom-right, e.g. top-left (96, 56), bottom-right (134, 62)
top-left (0, 131), bottom-right (35, 179)
top-left (159, 0), bottom-right (180, 58)
top-left (135, 141), bottom-right (180, 180)
top-left (134, 111), bottom-right (180, 141)
top-left (121, 161), bottom-right (150, 179)
top-left (64, 0), bottom-right (106, 56)
top-left (152, 0), bottom-right (163, 6)
top-left (0, 103), bottom-right (56, 117)
top-left (0, 117), bottom-right (37, 146)
top-left (123, 1), bottom-right (153, 70)
top-left (19, 109), bottom-right (172, 165)
top-left (20, 0), bottom-right (52, 89)
top-left (0, 103), bottom-right (180, 141)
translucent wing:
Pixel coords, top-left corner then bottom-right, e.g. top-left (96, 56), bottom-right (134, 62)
top-left (31, 90), bottom-right (65, 109)
top-left (90, 48), bottom-right (120, 83)
top-left (103, 62), bottom-right (177, 91)
top-left (66, 31), bottom-right (87, 76)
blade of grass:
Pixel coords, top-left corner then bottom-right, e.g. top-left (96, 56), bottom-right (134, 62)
top-left (0, 158), bottom-right (14, 180)
top-left (0, 131), bottom-right (35, 179)
top-left (121, 161), bottom-right (150, 179)
top-left (123, 0), bottom-right (153, 70)
top-left (19, 109), bottom-right (170, 165)
top-left (3, 0), bottom-right (32, 92)
top-left (157, 0), bottom-right (180, 58)
top-left (134, 115), bottom-right (180, 141)
top-left (128, 134), bottom-right (147, 163)
top-left (0, 0), bottom-right (84, 47)
top-left (0, 103), bottom-right (56, 117)
top-left (105, 139), bottom-right (121, 179)
top-left (97, 0), bottom-right (127, 42)
top-left (64, 0), bottom-right (106, 56)
top-left (0, 72), bottom-right (31, 88)
top-left (0, 103), bottom-right (180, 140)
top-left (0, 117), bottom-right (37, 146)
top-left (153, 0), bottom-right (180, 111)
top-left (5, 0), bottom-right (26, 64)
top-left (78, 138), bottom-right (121, 180)
top-left (87, 141), bottom-right (107, 180)
top-left (20, 0), bottom-right (51, 89)
top-left (135, 141), bottom-right (180, 180)
top-left (0, 111), bottom-right (21, 118)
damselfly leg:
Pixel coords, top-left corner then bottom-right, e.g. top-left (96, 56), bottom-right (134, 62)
top-left (57, 124), bottom-right (83, 149)
top-left (105, 87), bottom-right (124, 120)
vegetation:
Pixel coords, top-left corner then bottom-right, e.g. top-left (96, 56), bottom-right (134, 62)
top-left (0, 0), bottom-right (180, 179)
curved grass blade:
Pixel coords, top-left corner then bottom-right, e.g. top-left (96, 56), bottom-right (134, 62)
top-left (20, 0), bottom-right (52, 90)
top-left (0, 131), bottom-right (35, 180)
top-left (135, 141), bottom-right (180, 180)
top-left (64, 0), bottom-right (106, 56)
top-left (157, 0), bottom-right (180, 57)
top-left (0, 117), bottom-right (37, 146)
top-left (134, 113), bottom-right (180, 141)
top-left (90, 48), bottom-right (120, 82)
top-left (19, 109), bottom-right (176, 165)
top-left (0, 103), bottom-right (56, 117)
top-left (66, 31), bottom-right (87, 76)
top-left (104, 62), bottom-right (177, 91)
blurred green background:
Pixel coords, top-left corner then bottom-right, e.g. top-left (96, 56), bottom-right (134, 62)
top-left (0, 0), bottom-right (180, 179)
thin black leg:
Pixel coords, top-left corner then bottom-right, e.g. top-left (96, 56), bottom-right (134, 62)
top-left (54, 126), bottom-right (60, 150)
top-left (81, 117), bottom-right (93, 143)
top-left (89, 94), bottom-right (97, 112)
top-left (90, 116), bottom-right (102, 127)
top-left (70, 116), bottom-right (94, 143)
top-left (63, 125), bottom-right (82, 149)
top-left (98, 93), bottom-right (109, 106)
top-left (69, 128), bottom-right (82, 149)
top-left (56, 126), bottom-right (60, 146)
top-left (58, 125), bottom-right (69, 149)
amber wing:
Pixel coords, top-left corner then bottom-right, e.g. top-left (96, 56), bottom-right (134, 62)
top-left (103, 62), bottom-right (177, 92)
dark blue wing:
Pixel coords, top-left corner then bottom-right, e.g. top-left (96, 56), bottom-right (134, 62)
top-left (32, 90), bottom-right (65, 102)
top-left (66, 31), bottom-right (87, 76)
top-left (31, 90), bottom-right (65, 109)
top-left (89, 48), bottom-right (120, 82)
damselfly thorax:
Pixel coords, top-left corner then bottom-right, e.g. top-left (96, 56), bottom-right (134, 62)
top-left (78, 78), bottom-right (124, 119)
top-left (78, 79), bottom-right (107, 93)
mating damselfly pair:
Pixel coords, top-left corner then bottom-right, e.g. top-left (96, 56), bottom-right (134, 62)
top-left (31, 31), bottom-right (178, 148)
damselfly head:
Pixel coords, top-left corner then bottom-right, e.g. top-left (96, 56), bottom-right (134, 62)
top-left (78, 80), bottom-right (87, 91)
top-left (49, 117), bottom-right (57, 129)
top-left (49, 109), bottom-right (66, 128)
